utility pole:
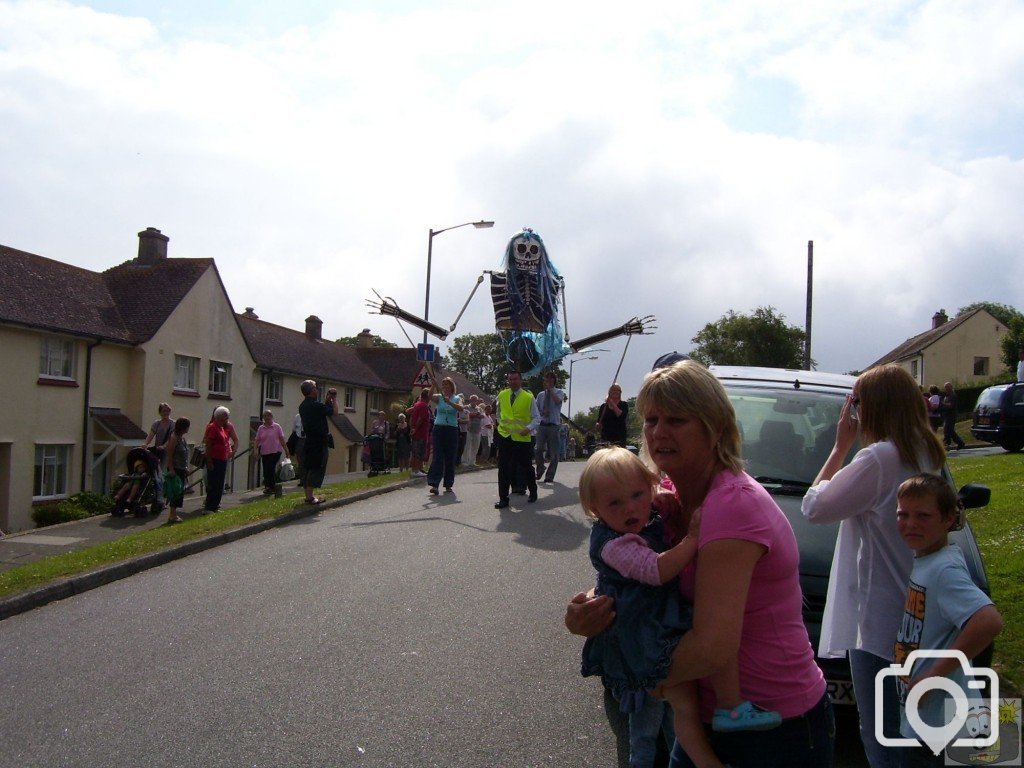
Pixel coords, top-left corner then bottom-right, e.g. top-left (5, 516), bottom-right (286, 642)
top-left (804, 240), bottom-right (813, 371)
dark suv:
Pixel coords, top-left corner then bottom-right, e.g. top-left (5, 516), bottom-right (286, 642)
top-left (971, 382), bottom-right (1024, 452)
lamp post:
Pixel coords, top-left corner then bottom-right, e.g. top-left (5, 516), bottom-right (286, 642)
top-left (567, 355), bottom-right (599, 420)
top-left (423, 220), bottom-right (494, 344)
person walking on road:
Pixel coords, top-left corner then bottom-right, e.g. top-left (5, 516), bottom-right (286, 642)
top-left (494, 370), bottom-right (540, 509)
top-left (534, 371), bottom-right (566, 483)
top-left (940, 382), bottom-right (966, 451)
top-left (299, 380), bottom-right (338, 505)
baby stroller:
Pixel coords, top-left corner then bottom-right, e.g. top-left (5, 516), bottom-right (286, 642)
top-left (364, 434), bottom-right (391, 478)
top-left (110, 447), bottom-right (163, 517)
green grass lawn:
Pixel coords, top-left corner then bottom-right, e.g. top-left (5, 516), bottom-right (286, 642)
top-left (948, 452), bottom-right (1024, 694)
top-left (0, 473), bottom-right (405, 600)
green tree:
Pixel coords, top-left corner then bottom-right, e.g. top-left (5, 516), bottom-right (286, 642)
top-left (443, 332), bottom-right (567, 396)
top-left (335, 334), bottom-right (397, 348)
top-left (689, 306), bottom-right (809, 368)
top-left (957, 301), bottom-right (1024, 330)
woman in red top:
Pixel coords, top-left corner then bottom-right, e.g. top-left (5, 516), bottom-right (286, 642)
top-left (203, 406), bottom-right (234, 512)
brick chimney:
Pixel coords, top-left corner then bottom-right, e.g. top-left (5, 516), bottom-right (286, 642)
top-left (932, 309), bottom-right (948, 329)
top-left (137, 227), bottom-right (169, 264)
top-left (242, 307), bottom-right (259, 319)
top-left (305, 315), bottom-right (323, 341)
top-left (357, 328), bottom-right (375, 348)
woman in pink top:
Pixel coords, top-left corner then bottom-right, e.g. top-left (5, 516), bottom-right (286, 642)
top-left (254, 409), bottom-right (290, 494)
top-left (567, 361), bottom-right (833, 768)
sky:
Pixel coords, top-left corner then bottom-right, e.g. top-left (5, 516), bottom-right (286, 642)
top-left (2, 0), bottom-right (1023, 415)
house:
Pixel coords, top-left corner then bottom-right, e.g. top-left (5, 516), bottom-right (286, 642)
top-left (0, 228), bottom-right (488, 534)
top-left (869, 309), bottom-right (1009, 387)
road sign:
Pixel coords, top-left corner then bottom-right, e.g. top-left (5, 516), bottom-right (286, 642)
top-left (417, 343), bottom-right (436, 363)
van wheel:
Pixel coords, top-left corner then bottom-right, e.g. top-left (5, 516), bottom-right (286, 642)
top-left (1000, 440), bottom-right (1023, 453)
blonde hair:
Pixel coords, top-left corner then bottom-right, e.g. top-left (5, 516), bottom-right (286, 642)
top-left (579, 447), bottom-right (659, 520)
top-left (635, 360), bottom-right (744, 475)
top-left (857, 364), bottom-right (945, 471)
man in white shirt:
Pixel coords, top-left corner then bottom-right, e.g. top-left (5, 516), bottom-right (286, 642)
top-left (534, 371), bottom-right (566, 483)
top-left (1017, 348), bottom-right (1024, 382)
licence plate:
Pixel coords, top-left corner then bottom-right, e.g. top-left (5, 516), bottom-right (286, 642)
top-left (976, 416), bottom-right (991, 426)
top-left (826, 679), bottom-right (857, 705)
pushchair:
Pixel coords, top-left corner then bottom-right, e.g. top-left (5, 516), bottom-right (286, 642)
top-left (110, 447), bottom-right (163, 517)
top-left (364, 434), bottom-right (391, 478)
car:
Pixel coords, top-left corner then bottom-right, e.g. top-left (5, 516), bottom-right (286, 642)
top-left (710, 365), bottom-right (993, 705)
top-left (971, 382), bottom-right (1024, 453)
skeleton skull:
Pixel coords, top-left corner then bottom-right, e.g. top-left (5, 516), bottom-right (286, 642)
top-left (512, 235), bottom-right (541, 274)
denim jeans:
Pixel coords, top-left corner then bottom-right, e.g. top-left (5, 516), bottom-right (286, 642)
top-left (534, 423), bottom-right (561, 480)
top-left (849, 649), bottom-right (904, 768)
top-left (668, 692), bottom-right (834, 768)
top-left (427, 425), bottom-right (459, 489)
top-left (629, 695), bottom-right (675, 768)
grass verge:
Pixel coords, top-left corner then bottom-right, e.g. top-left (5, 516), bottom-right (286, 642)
top-left (0, 473), bottom-right (405, 600)
top-left (948, 452), bottom-right (1024, 694)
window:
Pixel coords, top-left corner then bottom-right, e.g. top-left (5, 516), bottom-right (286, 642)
top-left (39, 337), bottom-right (75, 379)
top-left (973, 357), bottom-right (989, 377)
top-left (174, 355), bottom-right (198, 391)
top-left (209, 361), bottom-right (232, 396)
top-left (34, 445), bottom-right (71, 499)
top-left (369, 391), bottom-right (381, 411)
top-left (910, 360), bottom-right (919, 380)
top-left (344, 386), bottom-right (355, 409)
top-left (266, 373), bottom-right (283, 403)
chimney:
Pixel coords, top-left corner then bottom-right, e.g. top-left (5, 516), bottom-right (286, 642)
top-left (932, 309), bottom-right (948, 329)
top-left (305, 315), bottom-right (323, 341)
top-left (137, 227), bottom-right (169, 264)
top-left (242, 307), bottom-right (259, 319)
top-left (357, 328), bottom-right (375, 348)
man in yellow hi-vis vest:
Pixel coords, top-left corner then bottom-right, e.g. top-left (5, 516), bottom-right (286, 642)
top-left (494, 371), bottom-right (541, 509)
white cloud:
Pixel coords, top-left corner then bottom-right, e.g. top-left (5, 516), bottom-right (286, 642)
top-left (1, 0), bottom-right (1022, 413)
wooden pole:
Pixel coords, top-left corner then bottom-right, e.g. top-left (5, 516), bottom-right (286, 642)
top-left (804, 240), bottom-right (813, 370)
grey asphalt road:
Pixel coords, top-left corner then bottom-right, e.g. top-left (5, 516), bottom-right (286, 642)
top-left (0, 463), bottom-right (866, 767)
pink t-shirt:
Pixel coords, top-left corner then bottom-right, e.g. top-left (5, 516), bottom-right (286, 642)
top-left (255, 422), bottom-right (287, 456)
top-left (673, 470), bottom-right (825, 721)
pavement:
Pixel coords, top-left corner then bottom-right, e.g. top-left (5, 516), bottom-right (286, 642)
top-left (0, 466), bottom-right (449, 620)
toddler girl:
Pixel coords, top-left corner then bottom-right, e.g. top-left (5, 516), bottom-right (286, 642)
top-left (579, 447), bottom-right (779, 768)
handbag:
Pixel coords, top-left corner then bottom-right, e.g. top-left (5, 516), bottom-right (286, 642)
top-left (277, 457), bottom-right (295, 482)
top-left (189, 445), bottom-right (205, 468)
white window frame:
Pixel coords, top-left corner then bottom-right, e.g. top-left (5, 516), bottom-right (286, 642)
top-left (973, 357), bottom-right (989, 377)
top-left (39, 337), bottom-right (76, 380)
top-left (209, 361), bottom-right (232, 396)
top-left (34, 444), bottom-right (71, 499)
top-left (344, 386), bottom-right (355, 409)
top-left (174, 355), bottom-right (199, 391)
top-left (266, 373), bottom-right (283, 403)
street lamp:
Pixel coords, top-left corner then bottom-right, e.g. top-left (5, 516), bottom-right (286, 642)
top-left (567, 355), bottom-right (599, 420)
top-left (423, 220), bottom-right (494, 344)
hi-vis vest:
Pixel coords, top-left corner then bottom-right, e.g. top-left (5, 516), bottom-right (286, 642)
top-left (497, 388), bottom-right (534, 442)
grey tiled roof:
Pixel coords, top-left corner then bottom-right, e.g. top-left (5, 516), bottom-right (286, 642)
top-left (0, 243), bottom-right (218, 345)
top-left (869, 310), bottom-right (984, 368)
top-left (0, 245), bottom-right (132, 342)
top-left (237, 315), bottom-right (394, 390)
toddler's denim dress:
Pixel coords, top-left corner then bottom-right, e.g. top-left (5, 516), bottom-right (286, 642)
top-left (581, 515), bottom-right (692, 707)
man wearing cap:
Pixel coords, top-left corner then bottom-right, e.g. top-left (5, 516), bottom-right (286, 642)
top-left (534, 371), bottom-right (566, 483)
top-left (494, 371), bottom-right (541, 508)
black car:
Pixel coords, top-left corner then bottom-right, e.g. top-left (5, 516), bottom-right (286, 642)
top-left (971, 382), bottom-right (1024, 452)
top-left (710, 366), bottom-right (992, 705)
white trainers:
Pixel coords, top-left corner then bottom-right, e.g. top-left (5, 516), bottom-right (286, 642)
top-left (411, 470), bottom-right (426, 477)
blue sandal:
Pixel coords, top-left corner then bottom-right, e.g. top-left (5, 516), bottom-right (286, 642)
top-left (712, 700), bottom-right (782, 732)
